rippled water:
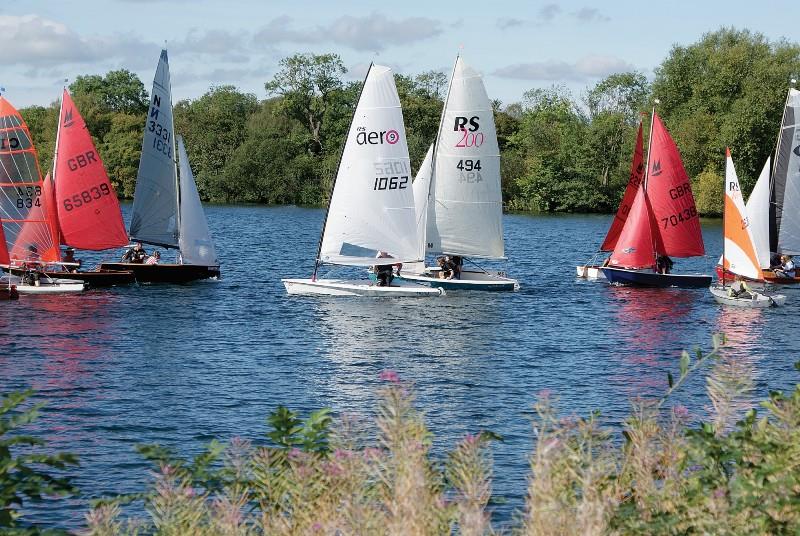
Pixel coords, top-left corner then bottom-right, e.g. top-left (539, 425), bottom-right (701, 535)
top-left (2, 204), bottom-right (799, 529)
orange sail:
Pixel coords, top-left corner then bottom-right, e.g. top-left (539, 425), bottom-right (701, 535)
top-left (645, 113), bottom-right (704, 257)
top-left (54, 89), bottom-right (128, 250)
top-left (722, 148), bottom-right (762, 280)
top-left (0, 96), bottom-right (60, 263)
top-left (601, 122), bottom-right (645, 251)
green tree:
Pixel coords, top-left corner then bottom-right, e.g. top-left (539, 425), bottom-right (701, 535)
top-left (101, 113), bottom-right (144, 198)
top-left (20, 104), bottom-right (59, 175)
top-left (70, 69), bottom-right (148, 116)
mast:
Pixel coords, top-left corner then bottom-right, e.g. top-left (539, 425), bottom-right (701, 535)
top-left (643, 99), bottom-right (658, 264)
top-left (52, 89), bottom-right (64, 189)
top-left (722, 149), bottom-right (727, 288)
top-left (166, 49), bottom-right (181, 262)
top-left (769, 81), bottom-right (795, 254)
top-left (311, 63), bottom-right (372, 281)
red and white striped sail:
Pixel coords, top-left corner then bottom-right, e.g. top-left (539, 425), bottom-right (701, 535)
top-left (721, 149), bottom-right (762, 280)
top-left (609, 184), bottom-right (659, 269)
top-left (601, 122), bottom-right (645, 251)
top-left (0, 96), bottom-right (60, 263)
top-left (645, 113), bottom-right (705, 257)
top-left (54, 89), bottom-right (128, 250)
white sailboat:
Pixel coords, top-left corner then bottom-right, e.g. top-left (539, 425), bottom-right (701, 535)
top-left (100, 49), bottom-right (220, 283)
top-left (282, 64), bottom-right (444, 297)
top-left (396, 56), bottom-right (517, 291)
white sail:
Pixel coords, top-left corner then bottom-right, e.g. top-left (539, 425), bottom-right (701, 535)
top-left (318, 64), bottom-right (419, 266)
top-left (129, 49), bottom-right (179, 248)
top-left (775, 89), bottom-right (800, 254)
top-left (413, 144), bottom-right (434, 260)
top-left (721, 152), bottom-right (762, 280)
top-left (745, 157), bottom-right (771, 269)
top-left (427, 57), bottom-right (504, 259)
top-left (177, 136), bottom-right (218, 267)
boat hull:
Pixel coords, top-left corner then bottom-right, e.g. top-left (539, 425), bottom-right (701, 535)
top-left (601, 267), bottom-right (712, 288)
top-left (395, 269), bottom-right (517, 291)
top-left (99, 263), bottom-right (220, 284)
top-left (1, 286), bottom-right (19, 300)
top-left (282, 278), bottom-right (445, 297)
top-left (576, 265), bottom-right (606, 280)
top-left (709, 285), bottom-right (785, 308)
top-left (10, 267), bottom-right (135, 288)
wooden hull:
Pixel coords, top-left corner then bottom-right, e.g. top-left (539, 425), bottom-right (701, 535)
top-left (394, 269), bottom-right (518, 291)
top-left (10, 267), bottom-right (136, 288)
top-left (282, 278), bottom-right (445, 297)
top-left (714, 265), bottom-right (800, 285)
top-left (576, 265), bottom-right (606, 280)
top-left (99, 262), bottom-right (220, 284)
top-left (709, 285), bottom-right (785, 308)
top-left (601, 267), bottom-right (712, 289)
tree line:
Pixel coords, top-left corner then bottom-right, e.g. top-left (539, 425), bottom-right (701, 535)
top-left (19, 28), bottom-right (800, 215)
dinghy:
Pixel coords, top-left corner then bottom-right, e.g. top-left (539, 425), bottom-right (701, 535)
top-left (395, 56), bottom-right (517, 291)
top-left (601, 107), bottom-right (711, 288)
top-left (709, 149), bottom-right (785, 307)
top-left (0, 95), bottom-right (85, 293)
top-left (100, 50), bottom-right (220, 283)
top-left (282, 64), bottom-right (443, 297)
top-left (577, 121), bottom-right (645, 280)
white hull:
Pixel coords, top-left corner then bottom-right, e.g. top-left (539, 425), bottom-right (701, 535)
top-left (397, 268), bottom-right (518, 291)
top-left (2, 278), bottom-right (85, 294)
top-left (709, 285), bottom-right (785, 308)
top-left (282, 278), bottom-right (445, 297)
top-left (576, 265), bottom-right (606, 279)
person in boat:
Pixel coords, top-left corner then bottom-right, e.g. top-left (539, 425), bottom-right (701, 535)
top-left (21, 245), bottom-right (42, 285)
top-left (728, 275), bottom-right (753, 299)
top-left (656, 255), bottom-right (673, 274)
top-left (373, 251), bottom-right (394, 287)
top-left (62, 247), bottom-right (81, 272)
top-left (451, 255), bottom-right (463, 280)
top-left (436, 255), bottom-right (456, 279)
top-left (774, 255), bottom-right (796, 279)
top-left (122, 242), bottom-right (148, 264)
top-left (145, 251), bottom-right (161, 265)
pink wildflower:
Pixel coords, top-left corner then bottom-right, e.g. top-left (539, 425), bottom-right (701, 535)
top-left (673, 405), bottom-right (690, 420)
top-left (379, 369), bottom-right (401, 383)
top-left (537, 389), bottom-right (552, 400)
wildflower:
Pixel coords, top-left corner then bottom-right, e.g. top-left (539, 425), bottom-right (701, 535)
top-left (537, 388), bottom-right (552, 400)
top-left (673, 404), bottom-right (690, 420)
top-left (379, 369), bottom-right (401, 383)
top-left (363, 447), bottom-right (382, 459)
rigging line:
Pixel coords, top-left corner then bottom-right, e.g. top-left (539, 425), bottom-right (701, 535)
top-left (463, 256), bottom-right (490, 274)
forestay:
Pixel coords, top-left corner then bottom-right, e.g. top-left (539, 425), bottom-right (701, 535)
top-left (722, 150), bottom-right (762, 280)
top-left (427, 57), bottom-right (504, 259)
top-left (773, 89), bottom-right (800, 254)
top-left (130, 49), bottom-right (179, 248)
top-left (745, 158), bottom-right (771, 269)
top-left (318, 64), bottom-right (419, 266)
top-left (177, 136), bottom-right (218, 266)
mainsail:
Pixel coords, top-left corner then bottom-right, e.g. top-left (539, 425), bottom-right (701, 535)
top-left (318, 64), bottom-right (419, 266)
top-left (129, 49), bottom-right (179, 248)
top-left (54, 88), bottom-right (128, 250)
top-left (772, 88), bottom-right (800, 254)
top-left (601, 122), bottom-right (644, 251)
top-left (745, 158), bottom-right (771, 269)
top-left (177, 136), bottom-right (218, 266)
top-left (645, 113), bottom-right (704, 257)
top-left (722, 149), bottom-right (762, 280)
top-left (426, 57), bottom-right (504, 259)
top-left (0, 96), bottom-right (60, 262)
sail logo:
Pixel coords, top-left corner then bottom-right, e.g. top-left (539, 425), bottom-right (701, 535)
top-left (651, 160), bottom-right (662, 176)
top-left (453, 116), bottom-right (480, 132)
top-left (0, 137), bottom-right (20, 150)
top-left (356, 127), bottom-right (399, 145)
top-left (623, 247), bottom-right (636, 253)
top-left (63, 108), bottom-right (74, 128)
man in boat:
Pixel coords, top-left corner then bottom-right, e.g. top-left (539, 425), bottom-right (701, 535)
top-left (21, 245), bottom-right (42, 286)
top-left (373, 251), bottom-right (394, 287)
top-left (451, 255), bottom-right (463, 280)
top-left (774, 255), bottom-right (796, 279)
top-left (656, 255), bottom-right (673, 274)
top-left (121, 242), bottom-right (148, 264)
top-left (62, 247), bottom-right (81, 272)
top-left (728, 275), bottom-right (753, 299)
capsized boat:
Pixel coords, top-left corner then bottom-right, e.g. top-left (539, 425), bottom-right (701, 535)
top-left (100, 50), bottom-right (220, 283)
top-left (577, 121), bottom-right (645, 280)
top-left (395, 56), bottom-right (517, 291)
top-left (601, 108), bottom-right (711, 288)
top-left (282, 63), bottom-right (443, 297)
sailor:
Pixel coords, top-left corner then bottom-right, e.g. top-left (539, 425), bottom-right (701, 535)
top-left (373, 251), bottom-right (394, 287)
top-left (775, 255), bottom-right (796, 279)
top-left (656, 255), bottom-right (673, 274)
top-left (145, 251), bottom-right (161, 265)
top-left (728, 275), bottom-right (753, 299)
top-left (62, 247), bottom-right (81, 272)
top-left (122, 242), bottom-right (148, 264)
top-left (451, 255), bottom-right (463, 280)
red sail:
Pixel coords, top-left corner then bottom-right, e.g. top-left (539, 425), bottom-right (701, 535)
top-left (609, 184), bottom-right (659, 269)
top-left (55, 89), bottom-right (128, 250)
top-left (645, 113), bottom-right (704, 257)
top-left (601, 122), bottom-right (645, 251)
top-left (43, 173), bottom-right (62, 246)
top-left (0, 96), bottom-right (60, 263)
top-left (0, 218), bottom-right (9, 266)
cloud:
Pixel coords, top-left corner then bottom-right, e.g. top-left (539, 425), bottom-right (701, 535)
top-left (172, 28), bottom-right (250, 63)
top-left (538, 4), bottom-right (561, 21)
top-left (493, 55), bottom-right (636, 82)
top-left (497, 17), bottom-right (526, 30)
top-left (254, 13), bottom-right (442, 51)
top-left (572, 7), bottom-right (610, 22)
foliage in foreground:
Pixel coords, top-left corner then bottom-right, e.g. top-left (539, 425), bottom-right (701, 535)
top-left (78, 335), bottom-right (800, 535)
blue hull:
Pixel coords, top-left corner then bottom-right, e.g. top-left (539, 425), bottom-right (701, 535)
top-left (601, 267), bottom-right (711, 289)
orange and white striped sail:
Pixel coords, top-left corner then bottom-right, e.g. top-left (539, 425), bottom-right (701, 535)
top-left (722, 149), bottom-right (762, 280)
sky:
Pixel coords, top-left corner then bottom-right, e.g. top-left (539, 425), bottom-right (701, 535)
top-left (2, 0), bottom-right (799, 109)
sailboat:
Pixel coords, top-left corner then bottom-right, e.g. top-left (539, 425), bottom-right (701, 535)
top-left (396, 56), bottom-right (517, 291)
top-left (576, 121), bottom-right (645, 279)
top-left (282, 64), bottom-right (444, 297)
top-left (11, 88), bottom-right (136, 287)
top-left (100, 50), bottom-right (220, 283)
top-left (600, 108), bottom-right (712, 288)
top-left (0, 94), bottom-right (85, 293)
top-left (709, 149), bottom-right (785, 307)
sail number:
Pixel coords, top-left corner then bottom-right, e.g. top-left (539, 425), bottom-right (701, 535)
top-left (62, 183), bottom-right (111, 212)
top-left (148, 121), bottom-right (173, 158)
top-left (456, 159), bottom-right (481, 171)
top-left (373, 176), bottom-right (409, 191)
top-left (661, 206), bottom-right (698, 229)
top-left (456, 129), bottom-right (484, 148)
top-left (373, 161), bottom-right (409, 190)
top-left (457, 160), bottom-right (483, 183)
top-left (15, 186), bottom-right (42, 209)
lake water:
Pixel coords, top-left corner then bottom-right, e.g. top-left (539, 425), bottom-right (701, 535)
top-left (2, 205), bottom-right (799, 529)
